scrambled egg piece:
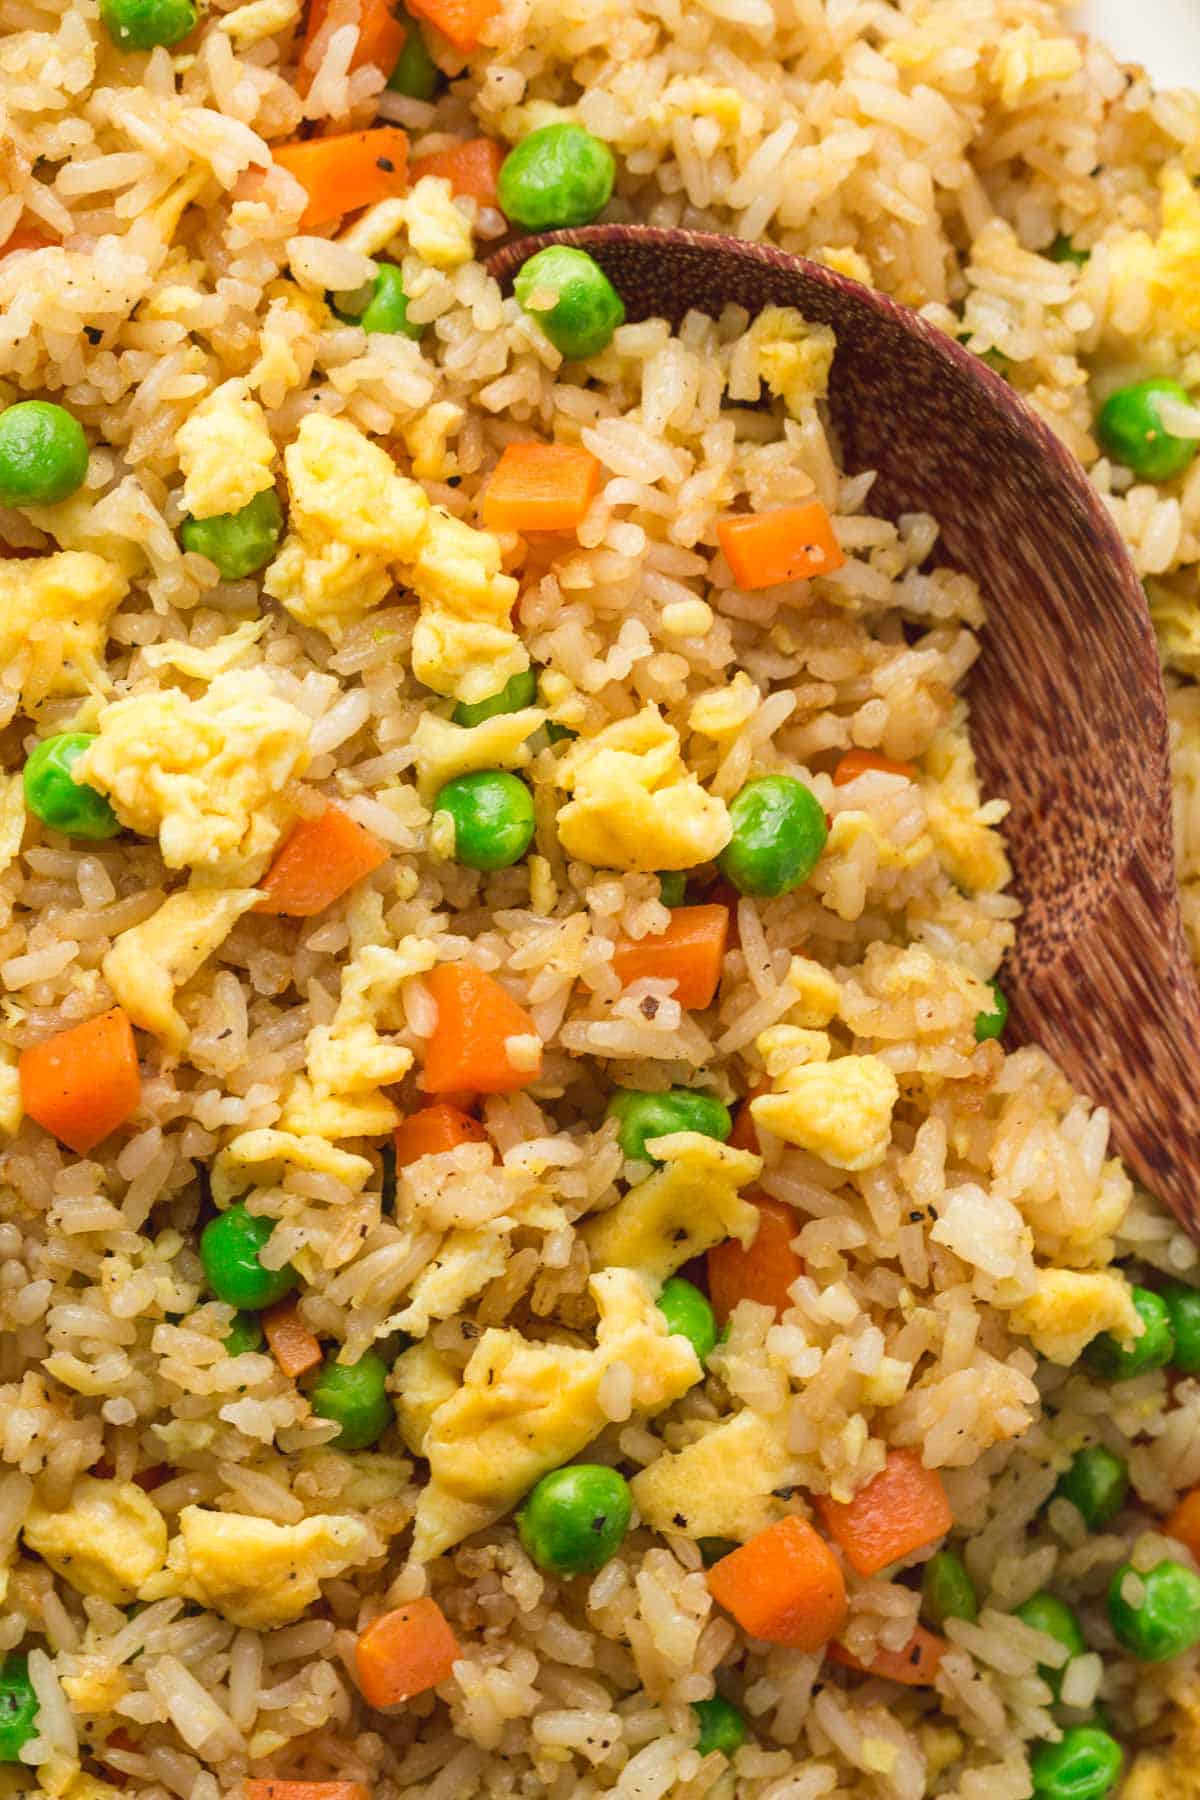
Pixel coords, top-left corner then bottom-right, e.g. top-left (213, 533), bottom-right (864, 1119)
top-left (1104, 167), bottom-right (1200, 354)
top-left (146, 1506), bottom-right (374, 1628)
top-left (265, 415), bottom-right (524, 703)
top-left (1124, 1681), bottom-right (1200, 1800)
top-left (175, 378), bottom-right (276, 521)
top-left (0, 552), bottom-right (128, 711)
top-left (0, 1047), bottom-right (19, 1139)
top-left (787, 955), bottom-right (841, 1028)
top-left (408, 1267), bottom-right (700, 1560)
top-left (23, 1477), bottom-right (167, 1604)
top-left (61, 1778), bottom-right (124, 1800)
top-left (142, 619), bottom-right (267, 680)
top-left (399, 176), bottom-right (474, 269)
top-left (555, 706), bottom-right (731, 871)
top-left (1010, 1269), bottom-right (1141, 1365)
top-left (76, 670), bottom-right (312, 879)
top-left (923, 723), bottom-right (1010, 894)
top-left (61, 1661), bottom-right (129, 1714)
top-left (396, 1227), bottom-right (509, 1337)
top-left (277, 1073), bottom-right (400, 1140)
top-left (305, 937), bottom-right (437, 1102)
top-left (213, 1128), bottom-right (373, 1203)
top-left (392, 1339), bottom-right (460, 1456)
top-left (748, 306), bottom-right (836, 416)
top-left (582, 1133), bottom-right (761, 1287)
top-left (631, 1409), bottom-right (798, 1541)
top-left (407, 507), bottom-right (524, 705)
top-left (413, 707), bottom-right (544, 806)
top-left (752, 1055), bottom-right (898, 1172)
top-left (103, 887), bottom-right (259, 1052)
top-left (989, 23), bottom-right (1082, 108)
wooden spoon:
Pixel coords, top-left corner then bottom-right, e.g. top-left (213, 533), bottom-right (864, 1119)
top-left (489, 225), bottom-right (1200, 1240)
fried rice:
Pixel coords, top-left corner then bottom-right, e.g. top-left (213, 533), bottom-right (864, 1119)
top-left (1, 2), bottom-right (1200, 1797)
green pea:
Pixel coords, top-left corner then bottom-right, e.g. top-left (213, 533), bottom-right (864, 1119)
top-left (606, 1087), bottom-right (732, 1163)
top-left (498, 124), bottom-right (616, 232)
top-left (1049, 234), bottom-right (1089, 267)
top-left (514, 246), bottom-right (625, 361)
top-left (657, 871), bottom-right (687, 907)
top-left (692, 1695), bottom-right (746, 1759)
top-left (452, 667), bottom-right (538, 727)
top-left (335, 263), bottom-right (423, 339)
top-left (23, 733), bottom-right (120, 840)
top-left (1108, 1558), bottom-right (1200, 1661)
top-left (0, 400), bottom-right (89, 507)
top-left (433, 769), bottom-right (536, 871)
top-left (657, 1276), bottom-right (717, 1364)
top-left (517, 1464), bottom-right (631, 1577)
top-left (223, 1311), bottom-right (265, 1357)
top-left (387, 11), bottom-right (440, 98)
top-left (718, 774), bottom-right (828, 898)
top-left (1054, 1445), bottom-right (1129, 1530)
top-left (308, 1349), bottom-right (392, 1450)
top-left (1030, 1726), bottom-right (1122, 1800)
top-left (1097, 377), bottom-right (1199, 484)
top-left (1085, 1286), bottom-right (1174, 1381)
top-left (0, 1655), bottom-right (38, 1763)
top-left (200, 1203), bottom-right (298, 1311)
top-left (1160, 1281), bottom-right (1200, 1374)
top-left (698, 1536), bottom-right (738, 1567)
top-left (100, 0), bottom-right (196, 46)
top-left (180, 487), bottom-right (284, 581)
top-left (1016, 1592), bottom-right (1085, 1701)
top-left (922, 1550), bottom-right (978, 1627)
top-left (974, 980), bottom-right (1008, 1041)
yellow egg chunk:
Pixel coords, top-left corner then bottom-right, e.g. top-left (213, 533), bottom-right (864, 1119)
top-left (75, 669), bottom-right (312, 879)
top-left (631, 1408), bottom-right (798, 1541)
top-left (102, 887), bottom-right (260, 1052)
top-left (175, 377), bottom-right (276, 521)
top-left (408, 1267), bottom-right (699, 1561)
top-left (752, 1055), bottom-right (899, 1172)
top-left (145, 1506), bottom-right (374, 1628)
top-left (276, 1074), bottom-right (400, 1140)
top-left (0, 551), bottom-right (128, 712)
top-left (303, 937), bottom-right (439, 1101)
top-left (392, 1339), bottom-right (461, 1457)
top-left (399, 175), bottom-right (474, 269)
top-left (1010, 1269), bottom-right (1141, 1365)
top-left (212, 1127), bottom-right (373, 1204)
top-left (582, 1132), bottom-right (761, 1287)
top-left (412, 707), bottom-right (544, 805)
top-left (1123, 1681), bottom-right (1200, 1800)
top-left (265, 413), bottom-right (525, 701)
top-left (554, 705), bottom-right (731, 871)
top-left (23, 1477), bottom-right (168, 1604)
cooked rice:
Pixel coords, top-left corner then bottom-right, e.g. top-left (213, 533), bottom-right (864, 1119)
top-left (0, 2), bottom-right (1199, 1797)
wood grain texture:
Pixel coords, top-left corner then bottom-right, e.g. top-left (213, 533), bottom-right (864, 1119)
top-left (489, 225), bottom-right (1200, 1238)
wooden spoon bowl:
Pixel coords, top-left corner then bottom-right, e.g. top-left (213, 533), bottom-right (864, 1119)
top-left (489, 225), bottom-right (1200, 1239)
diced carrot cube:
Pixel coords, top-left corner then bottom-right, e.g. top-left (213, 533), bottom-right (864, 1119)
top-left (394, 1103), bottom-right (488, 1166)
top-left (717, 501), bottom-right (845, 591)
top-left (355, 1597), bottom-right (459, 1707)
top-left (481, 442), bottom-right (602, 535)
top-left (828, 1625), bottom-right (947, 1686)
top-left (19, 1008), bottom-right (140, 1155)
top-left (611, 904), bottom-right (729, 1010)
top-left (707, 1195), bottom-right (804, 1324)
top-left (707, 1516), bottom-right (847, 1650)
top-left (255, 805), bottom-right (388, 918)
top-left (816, 1450), bottom-right (953, 1577)
top-left (411, 137), bottom-right (504, 203)
top-left (262, 1300), bottom-right (323, 1379)
top-left (422, 964), bottom-right (542, 1094)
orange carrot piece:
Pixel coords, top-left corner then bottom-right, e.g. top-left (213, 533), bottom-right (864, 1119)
top-left (263, 1300), bottom-right (323, 1379)
top-left (727, 1082), bottom-right (771, 1154)
top-left (828, 1625), bottom-right (947, 1687)
top-left (411, 136), bottom-right (504, 202)
top-left (832, 748), bottom-right (917, 786)
top-left (611, 904), bottom-right (729, 1011)
top-left (707, 1516), bottom-right (847, 1650)
top-left (245, 1784), bottom-right (370, 1800)
top-left (298, 0), bottom-right (407, 92)
top-left (1166, 1487), bottom-right (1200, 1560)
top-left (20, 1008), bottom-right (140, 1155)
top-left (272, 127), bottom-right (409, 229)
top-left (394, 1102), bottom-right (488, 1166)
top-left (717, 501), bottom-right (845, 591)
top-left (255, 805), bottom-right (388, 918)
top-left (707, 1195), bottom-right (804, 1325)
top-left (355, 1597), bottom-right (459, 1707)
top-left (481, 441), bottom-right (602, 535)
top-left (422, 964), bottom-right (542, 1095)
top-left (2, 225), bottom-right (56, 256)
top-left (816, 1449), bottom-right (953, 1577)
top-left (405, 0), bottom-right (496, 51)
